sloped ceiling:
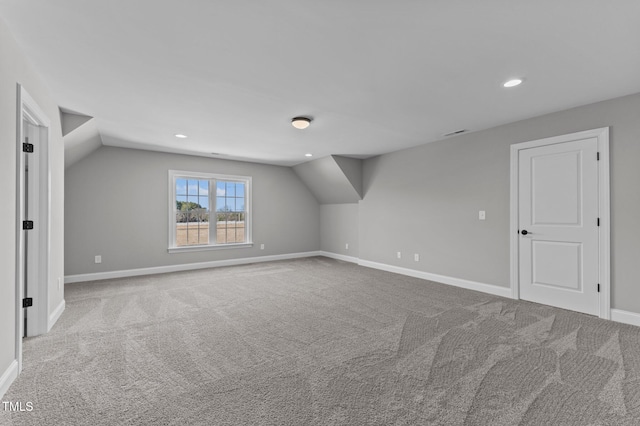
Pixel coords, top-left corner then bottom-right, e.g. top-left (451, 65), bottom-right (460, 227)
top-left (61, 109), bottom-right (102, 168)
top-left (60, 109), bottom-right (92, 137)
top-left (333, 155), bottom-right (362, 199)
top-left (293, 155), bottom-right (362, 204)
top-left (0, 1), bottom-right (639, 166)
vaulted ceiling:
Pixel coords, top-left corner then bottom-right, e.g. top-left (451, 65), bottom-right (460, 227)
top-left (1, 0), bottom-right (640, 166)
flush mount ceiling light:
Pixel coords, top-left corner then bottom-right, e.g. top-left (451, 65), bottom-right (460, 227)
top-left (291, 117), bottom-right (311, 129)
top-left (305, 153), bottom-right (313, 157)
top-left (503, 78), bottom-right (523, 88)
top-left (174, 134), bottom-right (188, 138)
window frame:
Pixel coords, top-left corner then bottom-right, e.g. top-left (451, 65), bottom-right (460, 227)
top-left (168, 170), bottom-right (252, 253)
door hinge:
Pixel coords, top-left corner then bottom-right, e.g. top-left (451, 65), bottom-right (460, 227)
top-left (22, 142), bottom-right (34, 153)
top-left (22, 298), bottom-right (33, 308)
top-left (597, 218), bottom-right (600, 227)
top-left (22, 220), bottom-right (34, 230)
top-left (597, 152), bottom-right (600, 161)
top-left (597, 283), bottom-right (600, 293)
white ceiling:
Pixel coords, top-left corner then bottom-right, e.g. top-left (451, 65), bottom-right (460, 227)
top-left (2, 0), bottom-right (640, 166)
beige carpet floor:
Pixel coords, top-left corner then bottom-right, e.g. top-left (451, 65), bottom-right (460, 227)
top-left (2, 257), bottom-right (640, 425)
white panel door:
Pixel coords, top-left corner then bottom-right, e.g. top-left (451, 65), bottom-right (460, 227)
top-left (518, 137), bottom-right (599, 315)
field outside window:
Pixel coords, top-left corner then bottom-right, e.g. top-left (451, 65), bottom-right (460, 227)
top-left (170, 171), bottom-right (251, 250)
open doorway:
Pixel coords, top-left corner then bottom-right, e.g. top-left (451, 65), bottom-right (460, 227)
top-left (15, 84), bottom-right (51, 372)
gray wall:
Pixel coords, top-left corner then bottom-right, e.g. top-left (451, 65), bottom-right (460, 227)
top-left (293, 156), bottom-right (362, 204)
top-left (0, 18), bottom-right (65, 378)
top-left (65, 146), bottom-right (320, 275)
top-left (357, 92), bottom-right (640, 312)
top-left (320, 204), bottom-right (359, 258)
top-left (332, 156), bottom-right (363, 198)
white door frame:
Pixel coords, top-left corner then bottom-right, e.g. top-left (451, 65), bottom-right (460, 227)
top-left (509, 127), bottom-right (610, 319)
top-left (15, 84), bottom-right (51, 372)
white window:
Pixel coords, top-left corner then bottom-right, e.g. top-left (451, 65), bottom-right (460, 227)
top-left (168, 170), bottom-right (252, 252)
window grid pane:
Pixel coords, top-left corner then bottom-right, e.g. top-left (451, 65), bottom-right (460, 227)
top-left (215, 180), bottom-right (246, 244)
top-left (176, 178), bottom-right (210, 247)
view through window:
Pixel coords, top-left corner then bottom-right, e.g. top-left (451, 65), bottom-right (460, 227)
top-left (171, 171), bottom-right (250, 249)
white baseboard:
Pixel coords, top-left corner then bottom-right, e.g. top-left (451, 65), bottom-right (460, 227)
top-left (318, 251), bottom-right (359, 264)
top-left (48, 299), bottom-right (65, 331)
top-left (611, 309), bottom-right (640, 327)
top-left (65, 251), bottom-right (322, 284)
top-left (0, 360), bottom-right (18, 400)
top-left (357, 259), bottom-right (513, 299)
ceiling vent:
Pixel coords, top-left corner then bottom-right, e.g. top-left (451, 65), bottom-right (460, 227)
top-left (443, 129), bottom-right (468, 137)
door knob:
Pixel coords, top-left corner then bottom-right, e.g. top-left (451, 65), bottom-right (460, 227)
top-left (521, 230), bottom-right (529, 235)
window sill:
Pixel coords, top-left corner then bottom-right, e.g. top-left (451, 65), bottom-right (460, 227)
top-left (168, 242), bottom-right (253, 254)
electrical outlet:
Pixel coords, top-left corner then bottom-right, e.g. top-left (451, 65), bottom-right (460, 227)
top-left (95, 255), bottom-right (102, 264)
top-left (479, 210), bottom-right (486, 220)
top-left (260, 244), bottom-right (265, 250)
top-left (414, 253), bottom-right (419, 262)
top-left (345, 243), bottom-right (349, 250)
top-left (397, 251), bottom-right (402, 259)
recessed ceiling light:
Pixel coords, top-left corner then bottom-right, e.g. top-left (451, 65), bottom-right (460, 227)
top-left (175, 134), bottom-right (188, 138)
top-left (305, 153), bottom-right (313, 157)
top-left (291, 117), bottom-right (311, 129)
top-left (503, 78), bottom-right (523, 88)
